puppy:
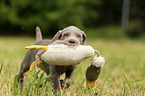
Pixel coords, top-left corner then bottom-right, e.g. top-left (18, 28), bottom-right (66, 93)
top-left (17, 26), bottom-right (87, 93)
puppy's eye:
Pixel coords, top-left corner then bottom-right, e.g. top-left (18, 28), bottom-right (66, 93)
top-left (64, 34), bottom-right (68, 37)
top-left (77, 35), bottom-right (81, 38)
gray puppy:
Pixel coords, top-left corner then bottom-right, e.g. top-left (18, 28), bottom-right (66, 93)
top-left (17, 26), bottom-right (87, 92)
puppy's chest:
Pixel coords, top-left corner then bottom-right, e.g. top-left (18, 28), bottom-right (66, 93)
top-left (54, 65), bottom-right (76, 72)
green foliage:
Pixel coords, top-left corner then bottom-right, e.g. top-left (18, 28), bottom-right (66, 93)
top-left (96, 0), bottom-right (122, 25)
top-left (86, 26), bottom-right (126, 39)
top-left (0, 63), bottom-right (3, 74)
top-left (0, 0), bottom-right (101, 34)
top-left (0, 0), bottom-right (145, 37)
top-left (122, 69), bottom-right (133, 94)
top-left (12, 70), bottom-right (51, 95)
top-left (127, 0), bottom-right (145, 37)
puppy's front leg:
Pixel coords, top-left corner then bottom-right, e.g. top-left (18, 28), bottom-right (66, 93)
top-left (52, 72), bottom-right (61, 91)
top-left (49, 65), bottom-right (61, 93)
top-left (61, 66), bottom-right (76, 88)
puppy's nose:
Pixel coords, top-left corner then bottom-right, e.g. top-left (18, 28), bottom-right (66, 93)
top-left (69, 40), bottom-right (76, 44)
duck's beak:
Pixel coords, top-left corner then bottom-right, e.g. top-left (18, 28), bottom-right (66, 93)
top-left (25, 45), bottom-right (48, 50)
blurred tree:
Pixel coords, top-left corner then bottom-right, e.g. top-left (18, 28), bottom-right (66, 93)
top-left (0, 0), bottom-right (144, 37)
top-left (121, 0), bottom-right (130, 29)
top-left (128, 0), bottom-right (145, 37)
top-left (96, 0), bottom-right (122, 26)
top-left (0, 0), bottom-right (102, 36)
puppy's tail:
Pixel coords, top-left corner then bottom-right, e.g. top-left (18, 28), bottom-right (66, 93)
top-left (36, 26), bottom-right (42, 42)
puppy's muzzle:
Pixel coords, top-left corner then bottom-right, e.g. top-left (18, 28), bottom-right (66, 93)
top-left (69, 40), bottom-right (76, 44)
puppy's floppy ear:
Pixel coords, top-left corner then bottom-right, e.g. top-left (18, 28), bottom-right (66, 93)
top-left (81, 32), bottom-right (87, 45)
top-left (51, 30), bottom-right (62, 42)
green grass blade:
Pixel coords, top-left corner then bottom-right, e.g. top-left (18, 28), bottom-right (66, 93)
top-left (142, 64), bottom-right (145, 96)
top-left (34, 70), bottom-right (41, 80)
top-left (42, 75), bottom-right (50, 87)
top-left (39, 76), bottom-right (50, 93)
top-left (35, 72), bottom-right (44, 89)
top-left (122, 69), bottom-right (133, 94)
top-left (25, 74), bottom-right (29, 83)
top-left (0, 63), bottom-right (4, 74)
top-left (13, 75), bottom-right (18, 88)
top-left (28, 70), bottom-right (41, 96)
top-left (80, 79), bottom-right (85, 87)
top-left (12, 75), bottom-right (18, 95)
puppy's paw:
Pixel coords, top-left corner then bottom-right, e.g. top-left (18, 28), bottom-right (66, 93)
top-left (60, 79), bottom-right (65, 88)
top-left (60, 79), bottom-right (70, 89)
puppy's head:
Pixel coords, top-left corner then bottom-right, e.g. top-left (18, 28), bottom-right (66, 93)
top-left (52, 26), bottom-right (86, 45)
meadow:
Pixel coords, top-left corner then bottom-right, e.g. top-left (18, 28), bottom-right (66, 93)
top-left (0, 34), bottom-right (145, 95)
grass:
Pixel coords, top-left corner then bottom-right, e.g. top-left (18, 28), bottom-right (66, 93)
top-left (0, 36), bottom-right (145, 96)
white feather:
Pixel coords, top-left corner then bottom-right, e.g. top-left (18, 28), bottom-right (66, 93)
top-left (41, 44), bottom-right (94, 65)
top-left (91, 56), bottom-right (105, 67)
